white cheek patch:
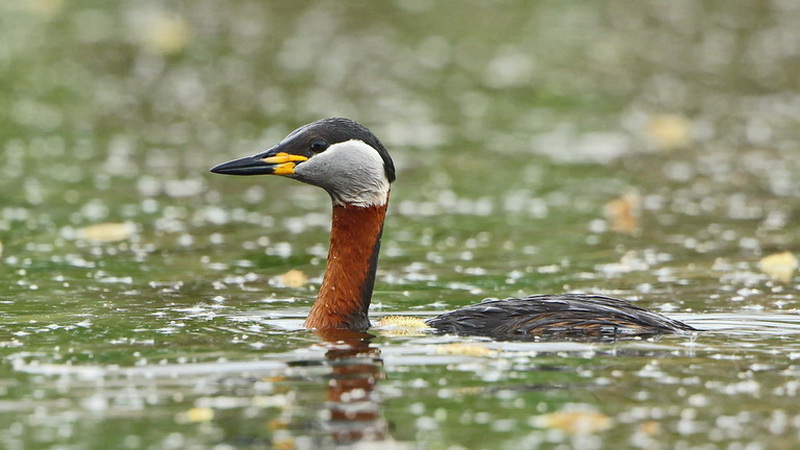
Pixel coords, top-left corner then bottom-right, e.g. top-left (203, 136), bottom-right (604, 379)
top-left (295, 139), bottom-right (391, 207)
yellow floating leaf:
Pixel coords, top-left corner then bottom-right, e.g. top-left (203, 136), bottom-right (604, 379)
top-left (758, 251), bottom-right (798, 283)
top-left (80, 223), bottom-right (134, 242)
top-left (262, 375), bottom-right (287, 382)
top-left (280, 269), bottom-right (308, 288)
top-left (0, 241), bottom-right (3, 259)
top-left (140, 12), bottom-right (190, 55)
top-left (272, 435), bottom-right (296, 450)
top-left (604, 191), bottom-right (640, 234)
top-left (435, 343), bottom-right (494, 357)
top-left (533, 410), bottom-right (612, 434)
top-left (639, 420), bottom-right (662, 435)
top-left (645, 114), bottom-right (692, 149)
top-left (377, 315), bottom-right (429, 336)
top-left (268, 419), bottom-right (288, 430)
top-left (186, 407), bottom-right (214, 422)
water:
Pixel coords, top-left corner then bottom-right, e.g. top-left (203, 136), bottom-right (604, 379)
top-left (1, 1), bottom-right (800, 448)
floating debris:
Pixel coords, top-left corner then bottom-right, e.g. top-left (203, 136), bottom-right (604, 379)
top-left (139, 12), bottom-right (190, 55)
top-left (603, 191), bottom-right (641, 234)
top-left (434, 343), bottom-right (495, 357)
top-left (268, 419), bottom-right (288, 430)
top-left (185, 407), bottom-right (214, 422)
top-left (645, 114), bottom-right (693, 150)
top-left (80, 222), bottom-right (134, 242)
top-left (531, 409), bottom-right (612, 434)
top-left (272, 432), bottom-right (296, 450)
top-left (758, 251), bottom-right (798, 283)
top-left (377, 316), bottom-right (429, 336)
top-left (639, 420), bottom-right (662, 435)
top-left (279, 270), bottom-right (308, 288)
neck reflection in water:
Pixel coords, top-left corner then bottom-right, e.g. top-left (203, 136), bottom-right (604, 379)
top-left (280, 329), bottom-right (389, 447)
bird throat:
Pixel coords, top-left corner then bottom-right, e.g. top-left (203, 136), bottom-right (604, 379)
top-left (305, 198), bottom-right (389, 330)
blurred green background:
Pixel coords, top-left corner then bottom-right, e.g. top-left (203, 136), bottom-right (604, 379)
top-left (1, 1), bottom-right (799, 448)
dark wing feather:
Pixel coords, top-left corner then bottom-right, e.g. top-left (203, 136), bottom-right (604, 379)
top-left (425, 294), bottom-right (696, 339)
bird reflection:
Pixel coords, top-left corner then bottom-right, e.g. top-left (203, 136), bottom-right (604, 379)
top-left (279, 329), bottom-right (389, 448)
top-left (317, 329), bottom-right (387, 444)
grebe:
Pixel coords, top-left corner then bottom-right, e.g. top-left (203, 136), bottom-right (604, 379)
top-left (210, 118), bottom-right (696, 338)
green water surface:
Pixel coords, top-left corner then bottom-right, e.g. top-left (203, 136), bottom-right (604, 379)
top-left (1, 1), bottom-right (800, 449)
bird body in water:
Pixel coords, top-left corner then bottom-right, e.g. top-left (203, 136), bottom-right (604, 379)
top-left (210, 118), bottom-right (696, 338)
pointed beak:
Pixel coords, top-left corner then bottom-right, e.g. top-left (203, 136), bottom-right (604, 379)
top-left (209, 148), bottom-right (309, 176)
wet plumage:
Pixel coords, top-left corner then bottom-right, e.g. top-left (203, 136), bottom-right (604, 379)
top-left (426, 294), bottom-right (696, 338)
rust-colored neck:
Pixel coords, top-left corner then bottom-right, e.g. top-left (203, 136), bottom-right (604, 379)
top-left (305, 200), bottom-right (389, 330)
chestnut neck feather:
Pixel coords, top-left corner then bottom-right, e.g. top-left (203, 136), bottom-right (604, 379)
top-left (305, 199), bottom-right (389, 330)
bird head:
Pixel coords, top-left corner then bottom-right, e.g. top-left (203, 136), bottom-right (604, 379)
top-left (210, 118), bottom-right (396, 207)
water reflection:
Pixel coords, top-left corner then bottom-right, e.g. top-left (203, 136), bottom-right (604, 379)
top-left (283, 329), bottom-right (390, 448)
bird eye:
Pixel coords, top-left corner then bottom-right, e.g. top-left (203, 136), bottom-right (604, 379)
top-left (309, 139), bottom-right (328, 153)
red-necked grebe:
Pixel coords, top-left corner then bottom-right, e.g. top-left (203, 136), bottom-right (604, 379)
top-left (210, 118), bottom-right (696, 338)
